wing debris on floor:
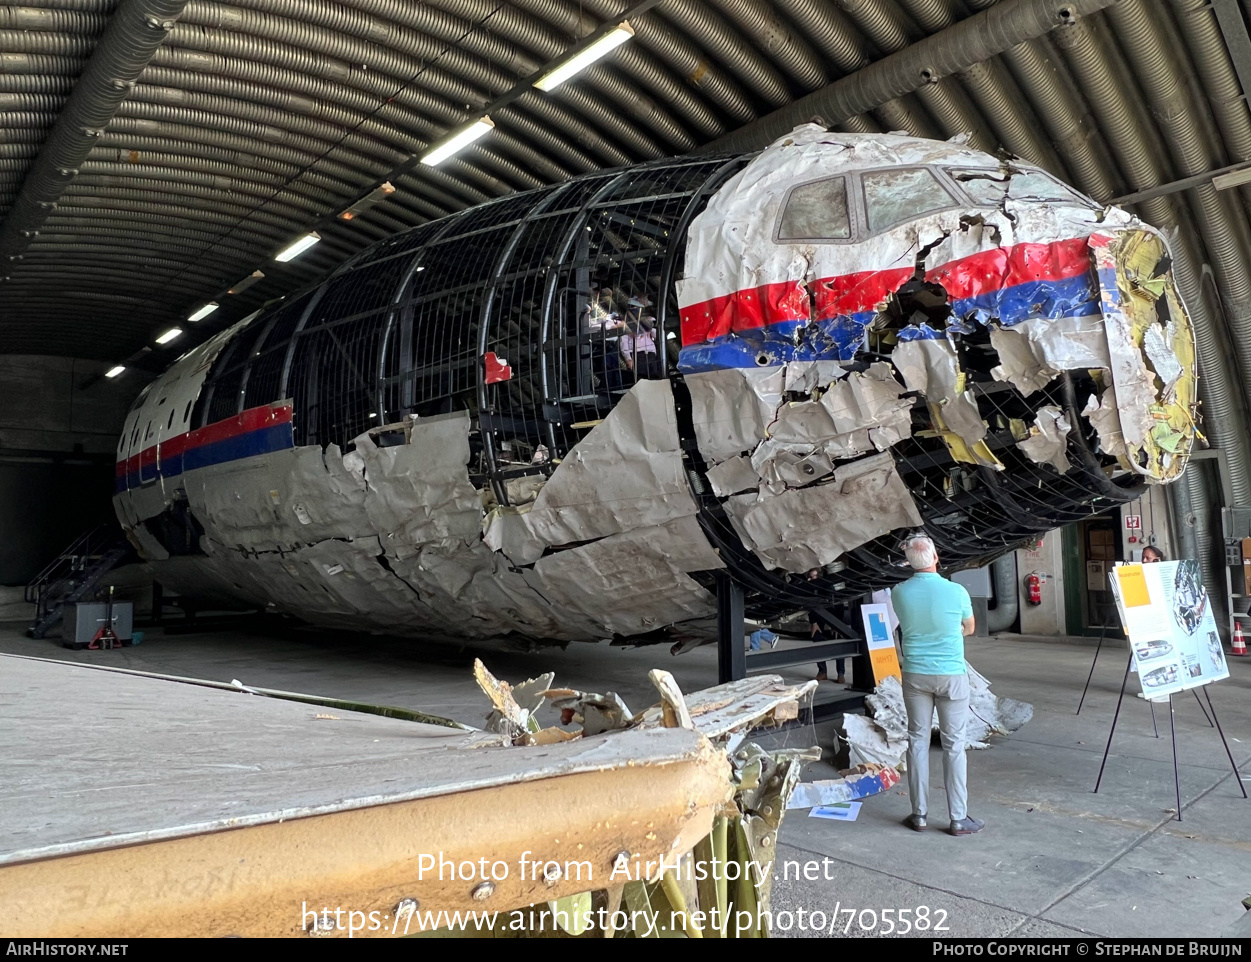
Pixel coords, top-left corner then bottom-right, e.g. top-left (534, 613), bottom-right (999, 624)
top-left (842, 665), bottom-right (1034, 770)
top-left (448, 661), bottom-right (821, 937)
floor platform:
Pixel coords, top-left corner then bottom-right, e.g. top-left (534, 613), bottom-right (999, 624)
top-left (3, 621), bottom-right (1249, 937)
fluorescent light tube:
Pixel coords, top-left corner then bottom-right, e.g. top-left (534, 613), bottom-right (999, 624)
top-left (228, 270), bottom-right (264, 294)
top-left (187, 302), bottom-right (218, 322)
top-left (421, 117), bottom-right (494, 166)
top-left (155, 328), bottom-right (182, 345)
top-left (274, 232), bottom-right (321, 262)
top-left (534, 23), bottom-right (634, 92)
top-left (339, 182), bottom-right (396, 221)
top-left (105, 365), bottom-right (125, 378)
top-left (1212, 167), bottom-right (1251, 191)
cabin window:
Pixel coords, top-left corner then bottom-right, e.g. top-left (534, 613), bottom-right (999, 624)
top-left (948, 167), bottom-right (1088, 207)
top-left (777, 177), bottom-right (851, 241)
top-left (861, 167), bottom-right (954, 233)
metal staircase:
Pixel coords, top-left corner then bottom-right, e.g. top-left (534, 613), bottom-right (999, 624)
top-left (26, 524), bottom-right (135, 639)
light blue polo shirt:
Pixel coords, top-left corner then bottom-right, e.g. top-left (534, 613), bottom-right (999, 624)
top-left (890, 572), bottom-right (972, 675)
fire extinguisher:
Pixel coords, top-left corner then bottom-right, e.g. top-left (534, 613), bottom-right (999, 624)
top-left (1025, 572), bottom-right (1043, 607)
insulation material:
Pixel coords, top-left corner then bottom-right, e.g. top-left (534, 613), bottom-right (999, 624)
top-left (524, 515), bottom-right (722, 636)
top-left (1017, 405), bottom-right (1072, 474)
top-left (725, 453), bottom-right (922, 572)
top-left (483, 380), bottom-right (697, 565)
top-left (1089, 230), bottom-right (1196, 480)
top-left (842, 667), bottom-right (1033, 769)
top-left (1083, 387), bottom-right (1129, 459)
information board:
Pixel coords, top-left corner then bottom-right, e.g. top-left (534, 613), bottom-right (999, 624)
top-left (1107, 560), bottom-right (1230, 698)
top-left (860, 602), bottom-right (901, 682)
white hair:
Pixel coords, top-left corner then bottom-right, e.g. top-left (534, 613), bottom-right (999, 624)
top-left (903, 535), bottom-right (938, 570)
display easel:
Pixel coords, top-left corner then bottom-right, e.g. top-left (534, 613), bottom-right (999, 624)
top-left (1092, 654), bottom-right (1246, 818)
top-left (1092, 561), bottom-right (1247, 819)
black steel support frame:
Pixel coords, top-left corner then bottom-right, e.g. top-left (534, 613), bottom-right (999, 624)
top-left (716, 573), bottom-right (745, 685)
top-left (182, 152), bottom-right (1155, 646)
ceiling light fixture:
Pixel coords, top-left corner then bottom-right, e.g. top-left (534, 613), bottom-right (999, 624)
top-left (105, 365), bottom-right (126, 378)
top-left (421, 117), bottom-right (494, 166)
top-left (1212, 167), bottom-right (1251, 191)
top-left (534, 23), bottom-right (635, 92)
top-left (274, 232), bottom-right (321, 262)
top-left (187, 302), bottom-right (218, 322)
top-left (155, 328), bottom-right (182, 345)
top-left (227, 270), bottom-right (265, 294)
top-left (339, 182), bottom-right (396, 221)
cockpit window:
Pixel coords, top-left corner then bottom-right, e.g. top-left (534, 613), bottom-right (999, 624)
top-left (777, 176), bottom-right (851, 241)
top-left (949, 167), bottom-right (1088, 206)
top-left (861, 168), bottom-right (956, 233)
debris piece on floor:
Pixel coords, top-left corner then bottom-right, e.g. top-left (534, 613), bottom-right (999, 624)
top-left (786, 766), bottom-right (901, 809)
top-left (810, 802), bottom-right (862, 821)
top-left (842, 663), bottom-right (1033, 768)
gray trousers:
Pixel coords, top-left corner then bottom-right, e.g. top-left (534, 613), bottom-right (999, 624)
top-left (902, 672), bottom-right (971, 822)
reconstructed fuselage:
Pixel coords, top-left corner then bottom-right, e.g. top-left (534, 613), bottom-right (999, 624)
top-left (114, 127), bottom-right (1197, 641)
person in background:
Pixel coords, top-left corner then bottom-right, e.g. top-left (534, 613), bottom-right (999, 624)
top-left (619, 314), bottom-right (661, 379)
top-left (807, 567), bottom-right (846, 684)
top-left (748, 627), bottom-right (779, 651)
top-left (1142, 545), bottom-right (1165, 563)
top-left (891, 534), bottom-right (983, 837)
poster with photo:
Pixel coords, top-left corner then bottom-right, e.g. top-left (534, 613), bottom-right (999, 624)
top-left (1108, 560), bottom-right (1230, 698)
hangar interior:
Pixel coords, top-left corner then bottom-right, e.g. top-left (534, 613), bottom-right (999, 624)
top-left (1, 0), bottom-right (1250, 941)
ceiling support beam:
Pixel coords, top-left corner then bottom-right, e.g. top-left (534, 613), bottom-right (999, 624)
top-left (703, 0), bottom-right (1122, 154)
top-left (0, 0), bottom-right (189, 267)
top-left (1210, 0), bottom-right (1251, 110)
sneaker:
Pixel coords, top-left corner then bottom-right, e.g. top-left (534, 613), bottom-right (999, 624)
top-left (902, 814), bottom-right (927, 832)
top-left (949, 817), bottom-right (985, 836)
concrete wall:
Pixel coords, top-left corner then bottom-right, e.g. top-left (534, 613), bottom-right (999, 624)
top-left (1116, 484), bottom-right (1174, 562)
top-left (0, 356), bottom-right (152, 585)
top-left (0, 355), bottom-right (150, 455)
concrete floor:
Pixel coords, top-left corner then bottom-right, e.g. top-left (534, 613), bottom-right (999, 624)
top-left (3, 618), bottom-right (1248, 938)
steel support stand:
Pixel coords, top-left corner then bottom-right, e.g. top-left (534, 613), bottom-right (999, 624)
top-left (1192, 687), bottom-right (1215, 728)
top-left (1093, 649), bottom-right (1134, 793)
top-left (1076, 624), bottom-right (1106, 715)
top-left (1204, 686), bottom-right (1249, 799)
top-left (1150, 701), bottom-right (1159, 738)
top-left (716, 573), bottom-right (745, 684)
top-left (1168, 694), bottom-right (1182, 822)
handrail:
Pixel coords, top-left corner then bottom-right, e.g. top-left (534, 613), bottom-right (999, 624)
top-left (24, 523), bottom-right (113, 604)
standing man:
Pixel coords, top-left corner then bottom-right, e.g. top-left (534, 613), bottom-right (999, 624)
top-left (891, 534), bottom-right (983, 836)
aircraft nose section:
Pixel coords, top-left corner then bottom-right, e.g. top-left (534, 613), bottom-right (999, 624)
top-left (1087, 228), bottom-right (1198, 482)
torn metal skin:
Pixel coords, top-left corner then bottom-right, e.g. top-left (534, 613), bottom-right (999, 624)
top-left (114, 126), bottom-right (1197, 642)
top-left (677, 124), bottom-right (1197, 576)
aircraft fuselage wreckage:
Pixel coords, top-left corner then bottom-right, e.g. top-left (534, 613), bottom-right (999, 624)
top-left (115, 127), bottom-right (1197, 642)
